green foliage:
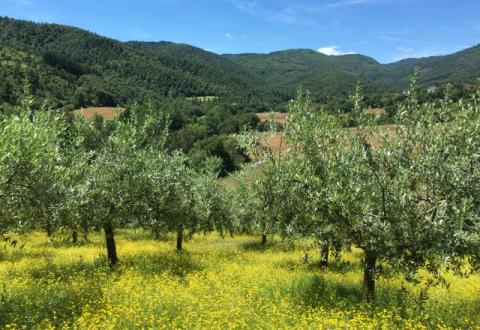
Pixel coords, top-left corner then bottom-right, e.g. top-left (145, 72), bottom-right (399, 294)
top-left (240, 80), bottom-right (480, 300)
top-left (0, 16), bottom-right (262, 109)
top-left (2, 17), bottom-right (478, 114)
top-left (225, 49), bottom-right (385, 102)
top-left (0, 104), bottom-right (66, 235)
top-left (188, 135), bottom-right (248, 176)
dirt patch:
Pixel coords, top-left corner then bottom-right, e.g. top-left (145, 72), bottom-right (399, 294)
top-left (363, 108), bottom-right (387, 116)
top-left (259, 125), bottom-right (400, 155)
top-left (256, 112), bottom-right (288, 125)
top-left (72, 107), bottom-right (124, 120)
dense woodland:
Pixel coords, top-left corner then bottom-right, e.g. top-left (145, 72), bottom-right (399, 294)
top-left (1, 16), bottom-right (479, 113)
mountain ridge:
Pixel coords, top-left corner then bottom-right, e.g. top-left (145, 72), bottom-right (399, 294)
top-left (1, 16), bottom-right (479, 110)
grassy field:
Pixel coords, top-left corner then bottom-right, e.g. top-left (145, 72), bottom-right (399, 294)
top-left (185, 96), bottom-right (218, 102)
top-left (256, 112), bottom-right (288, 126)
top-left (1, 231), bottom-right (479, 329)
top-left (71, 107), bottom-right (124, 120)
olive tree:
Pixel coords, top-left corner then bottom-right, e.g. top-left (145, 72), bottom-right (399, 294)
top-left (0, 108), bottom-right (66, 236)
top-left (236, 116), bottom-right (287, 246)
top-left (254, 80), bottom-right (480, 301)
top-left (144, 154), bottom-right (234, 251)
top-left (74, 104), bottom-right (170, 265)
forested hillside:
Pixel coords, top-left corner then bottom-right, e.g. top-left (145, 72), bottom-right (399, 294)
top-left (125, 41), bottom-right (265, 99)
top-left (225, 45), bottom-right (480, 93)
top-left (384, 44), bottom-right (480, 88)
top-left (0, 17), bottom-right (262, 111)
top-left (1, 16), bottom-right (479, 112)
top-left (224, 50), bottom-right (387, 100)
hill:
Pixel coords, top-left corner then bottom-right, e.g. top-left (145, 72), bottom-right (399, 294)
top-left (224, 45), bottom-right (480, 94)
top-left (0, 47), bottom-right (75, 110)
top-left (126, 41), bottom-right (261, 93)
top-left (1, 16), bottom-right (479, 111)
top-left (224, 49), bottom-right (388, 101)
top-left (384, 44), bottom-right (480, 88)
top-left (0, 16), bottom-right (262, 110)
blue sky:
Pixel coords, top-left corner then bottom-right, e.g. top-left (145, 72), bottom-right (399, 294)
top-left (1, 0), bottom-right (479, 63)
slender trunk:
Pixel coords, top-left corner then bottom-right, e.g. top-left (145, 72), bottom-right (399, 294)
top-left (319, 243), bottom-right (329, 267)
top-left (176, 228), bottom-right (183, 251)
top-left (333, 242), bottom-right (342, 262)
top-left (103, 221), bottom-right (118, 266)
top-left (45, 221), bottom-right (53, 237)
top-left (72, 230), bottom-right (78, 244)
top-left (261, 233), bottom-right (267, 245)
top-left (82, 218), bottom-right (89, 241)
top-left (362, 249), bottom-right (377, 302)
top-left (261, 221), bottom-right (267, 245)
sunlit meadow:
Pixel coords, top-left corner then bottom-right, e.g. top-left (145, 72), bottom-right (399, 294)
top-left (1, 231), bottom-right (479, 329)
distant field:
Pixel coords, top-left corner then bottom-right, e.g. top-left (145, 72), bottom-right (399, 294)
top-left (260, 132), bottom-right (287, 154)
top-left (220, 164), bottom-right (264, 188)
top-left (186, 96), bottom-right (218, 102)
top-left (256, 112), bottom-right (288, 125)
top-left (363, 108), bottom-right (387, 116)
top-left (72, 107), bottom-right (124, 120)
top-left (221, 124), bottom-right (400, 188)
top-left (259, 124), bottom-right (399, 154)
top-left (256, 109), bottom-right (386, 127)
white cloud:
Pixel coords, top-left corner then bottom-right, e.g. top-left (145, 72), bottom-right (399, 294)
top-left (226, 0), bottom-right (259, 14)
top-left (7, 0), bottom-right (33, 6)
top-left (318, 45), bottom-right (355, 56)
top-left (130, 27), bottom-right (155, 40)
top-left (202, 47), bottom-right (219, 54)
top-left (309, 0), bottom-right (394, 10)
top-left (397, 46), bottom-right (413, 53)
top-left (388, 45), bottom-right (467, 63)
top-left (376, 28), bottom-right (411, 43)
top-left (442, 27), bottom-right (460, 33)
top-left (225, 33), bottom-right (233, 39)
top-left (324, 0), bottom-right (376, 9)
top-left (267, 7), bottom-right (318, 27)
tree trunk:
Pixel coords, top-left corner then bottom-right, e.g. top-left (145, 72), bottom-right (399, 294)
top-left (82, 219), bottom-right (89, 241)
top-left (261, 233), bottom-right (267, 245)
top-left (45, 221), bottom-right (53, 237)
top-left (176, 228), bottom-right (183, 251)
top-left (362, 249), bottom-right (377, 302)
top-left (72, 230), bottom-right (78, 244)
top-left (103, 221), bottom-right (118, 266)
top-left (333, 242), bottom-right (342, 262)
top-left (319, 243), bottom-right (329, 267)
top-left (261, 221), bottom-right (267, 245)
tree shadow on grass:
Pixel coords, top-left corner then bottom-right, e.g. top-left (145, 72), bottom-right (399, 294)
top-left (10, 249), bottom-right (203, 281)
top-left (275, 258), bottom-right (360, 274)
top-left (0, 250), bottom-right (54, 263)
top-left (315, 260), bottom-right (360, 273)
top-left (286, 274), bottom-right (363, 308)
top-left (286, 273), bottom-right (413, 310)
top-left (35, 236), bottom-right (101, 249)
top-left (0, 272), bottom-right (105, 329)
top-left (121, 250), bottom-right (204, 277)
top-left (284, 270), bottom-right (478, 329)
top-left (116, 229), bottom-right (158, 242)
top-left (240, 239), bottom-right (295, 253)
top-left (15, 257), bottom-right (111, 282)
